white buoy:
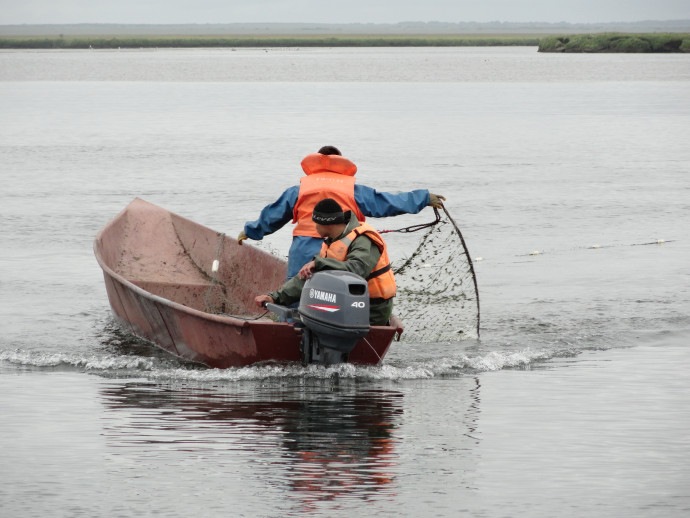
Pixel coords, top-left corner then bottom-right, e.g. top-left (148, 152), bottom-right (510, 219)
top-left (212, 259), bottom-right (220, 272)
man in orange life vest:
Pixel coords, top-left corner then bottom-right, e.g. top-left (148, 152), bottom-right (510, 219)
top-left (238, 145), bottom-right (445, 279)
top-left (254, 198), bottom-right (396, 326)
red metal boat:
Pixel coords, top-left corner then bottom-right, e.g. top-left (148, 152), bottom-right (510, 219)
top-left (93, 198), bottom-right (403, 368)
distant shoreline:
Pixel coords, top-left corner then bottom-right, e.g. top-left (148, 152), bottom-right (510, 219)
top-left (3, 21), bottom-right (690, 51)
top-left (0, 34), bottom-right (542, 49)
top-left (1, 23), bottom-right (689, 52)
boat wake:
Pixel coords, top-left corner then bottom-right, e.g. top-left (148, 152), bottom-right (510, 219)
top-left (0, 344), bottom-right (576, 382)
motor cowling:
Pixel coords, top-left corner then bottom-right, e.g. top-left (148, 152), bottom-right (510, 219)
top-left (298, 271), bottom-right (370, 362)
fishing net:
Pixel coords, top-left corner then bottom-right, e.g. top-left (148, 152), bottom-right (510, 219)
top-left (386, 207), bottom-right (480, 343)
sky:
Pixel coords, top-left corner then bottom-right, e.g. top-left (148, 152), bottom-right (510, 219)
top-left (1, 0), bottom-right (688, 25)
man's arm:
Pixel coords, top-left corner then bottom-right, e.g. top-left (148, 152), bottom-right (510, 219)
top-left (266, 273), bottom-right (306, 307)
top-left (354, 184), bottom-right (430, 218)
top-left (243, 186), bottom-right (299, 240)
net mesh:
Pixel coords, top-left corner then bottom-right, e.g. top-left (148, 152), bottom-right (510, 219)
top-left (390, 208), bottom-right (480, 342)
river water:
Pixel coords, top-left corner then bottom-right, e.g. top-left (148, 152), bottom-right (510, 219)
top-left (1, 47), bottom-right (689, 517)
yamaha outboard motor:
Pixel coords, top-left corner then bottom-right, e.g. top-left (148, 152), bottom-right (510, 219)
top-left (265, 271), bottom-right (370, 366)
top-left (298, 271), bottom-right (370, 365)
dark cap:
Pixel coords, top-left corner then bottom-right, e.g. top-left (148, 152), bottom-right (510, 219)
top-left (312, 198), bottom-right (345, 225)
top-left (317, 145), bottom-right (341, 156)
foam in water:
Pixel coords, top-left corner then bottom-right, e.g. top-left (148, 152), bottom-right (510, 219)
top-left (1, 346), bottom-right (568, 382)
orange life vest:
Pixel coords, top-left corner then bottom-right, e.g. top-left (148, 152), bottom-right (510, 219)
top-left (292, 153), bottom-right (366, 237)
top-left (319, 222), bottom-right (396, 300)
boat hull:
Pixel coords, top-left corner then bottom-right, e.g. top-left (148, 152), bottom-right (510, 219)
top-left (94, 198), bottom-right (402, 368)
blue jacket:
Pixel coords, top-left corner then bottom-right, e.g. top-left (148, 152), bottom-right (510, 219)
top-left (244, 184), bottom-right (430, 278)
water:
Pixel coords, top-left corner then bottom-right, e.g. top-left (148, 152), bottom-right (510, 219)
top-left (1, 47), bottom-right (689, 517)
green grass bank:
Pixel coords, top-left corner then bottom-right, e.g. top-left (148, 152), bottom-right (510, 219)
top-left (0, 34), bottom-right (541, 49)
top-left (538, 33), bottom-right (690, 52)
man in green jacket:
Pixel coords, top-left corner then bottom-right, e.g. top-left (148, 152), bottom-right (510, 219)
top-left (255, 198), bottom-right (395, 325)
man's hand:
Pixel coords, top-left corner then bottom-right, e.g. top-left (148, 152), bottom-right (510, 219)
top-left (255, 294), bottom-right (274, 308)
top-left (298, 261), bottom-right (316, 280)
top-left (429, 193), bottom-right (446, 209)
top-left (237, 230), bottom-right (248, 245)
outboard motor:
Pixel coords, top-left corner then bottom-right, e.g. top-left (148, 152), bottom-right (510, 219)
top-left (298, 271), bottom-right (370, 365)
top-left (265, 271), bottom-right (370, 366)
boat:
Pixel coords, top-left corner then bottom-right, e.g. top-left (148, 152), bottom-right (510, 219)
top-left (93, 198), bottom-right (403, 368)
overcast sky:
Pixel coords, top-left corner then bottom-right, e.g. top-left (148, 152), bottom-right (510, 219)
top-left (1, 0), bottom-right (689, 25)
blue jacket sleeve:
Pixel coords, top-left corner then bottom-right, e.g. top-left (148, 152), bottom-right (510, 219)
top-left (354, 185), bottom-right (430, 218)
top-left (243, 186), bottom-right (299, 240)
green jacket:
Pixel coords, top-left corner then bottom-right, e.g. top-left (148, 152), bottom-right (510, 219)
top-left (269, 216), bottom-right (394, 325)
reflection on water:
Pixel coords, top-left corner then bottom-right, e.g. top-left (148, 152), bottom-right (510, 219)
top-left (99, 381), bottom-right (406, 510)
top-left (3, 346), bottom-right (687, 517)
